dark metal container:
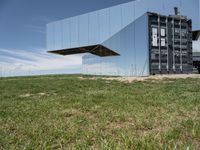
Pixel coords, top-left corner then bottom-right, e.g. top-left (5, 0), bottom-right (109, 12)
top-left (148, 12), bottom-right (193, 75)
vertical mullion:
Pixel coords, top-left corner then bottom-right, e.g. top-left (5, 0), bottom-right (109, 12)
top-left (172, 18), bottom-right (175, 72)
top-left (158, 15), bottom-right (161, 72)
top-left (180, 19), bottom-right (183, 72)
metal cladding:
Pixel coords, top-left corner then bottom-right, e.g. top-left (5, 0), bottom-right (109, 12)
top-left (47, 0), bottom-right (200, 76)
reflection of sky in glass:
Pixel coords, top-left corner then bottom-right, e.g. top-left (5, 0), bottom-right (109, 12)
top-left (193, 39), bottom-right (200, 52)
top-left (47, 0), bottom-right (200, 50)
top-left (47, 0), bottom-right (200, 76)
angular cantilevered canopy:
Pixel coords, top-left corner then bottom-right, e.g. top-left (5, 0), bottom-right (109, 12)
top-left (48, 44), bottom-right (120, 57)
top-left (193, 30), bottom-right (200, 41)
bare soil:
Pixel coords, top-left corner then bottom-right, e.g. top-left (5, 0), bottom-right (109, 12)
top-left (79, 74), bottom-right (200, 83)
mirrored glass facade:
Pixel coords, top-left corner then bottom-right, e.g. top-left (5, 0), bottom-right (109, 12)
top-left (47, 0), bottom-right (200, 76)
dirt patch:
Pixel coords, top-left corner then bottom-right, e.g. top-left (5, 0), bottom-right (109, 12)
top-left (19, 93), bottom-right (32, 98)
top-left (38, 92), bottom-right (46, 96)
top-left (19, 92), bottom-right (47, 98)
top-left (104, 74), bottom-right (200, 83)
top-left (78, 74), bottom-right (200, 83)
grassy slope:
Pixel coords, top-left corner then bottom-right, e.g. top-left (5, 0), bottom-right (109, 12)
top-left (0, 75), bottom-right (200, 149)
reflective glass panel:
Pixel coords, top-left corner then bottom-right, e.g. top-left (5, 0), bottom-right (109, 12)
top-left (54, 21), bottom-right (62, 49)
top-left (70, 17), bottom-right (79, 47)
top-left (88, 12), bottom-right (99, 45)
top-left (110, 5), bottom-right (122, 37)
top-left (62, 19), bottom-right (71, 49)
top-left (79, 14), bottom-right (89, 46)
top-left (99, 8), bottom-right (110, 42)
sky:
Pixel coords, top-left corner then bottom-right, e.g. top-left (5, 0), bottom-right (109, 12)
top-left (0, 0), bottom-right (199, 77)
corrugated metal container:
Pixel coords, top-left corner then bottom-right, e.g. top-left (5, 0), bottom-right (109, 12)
top-left (148, 12), bottom-right (193, 74)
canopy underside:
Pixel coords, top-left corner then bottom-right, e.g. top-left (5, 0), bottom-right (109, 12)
top-left (48, 44), bottom-right (120, 57)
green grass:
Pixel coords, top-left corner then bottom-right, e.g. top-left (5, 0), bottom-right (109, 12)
top-left (0, 75), bottom-right (200, 149)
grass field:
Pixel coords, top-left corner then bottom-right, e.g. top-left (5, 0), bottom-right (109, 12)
top-left (0, 75), bottom-right (200, 149)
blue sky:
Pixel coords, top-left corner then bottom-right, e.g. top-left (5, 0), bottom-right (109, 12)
top-left (0, 0), bottom-right (199, 76)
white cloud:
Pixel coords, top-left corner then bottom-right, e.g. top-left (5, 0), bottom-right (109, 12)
top-left (0, 48), bottom-right (82, 76)
top-left (33, 17), bottom-right (53, 23)
top-left (26, 24), bottom-right (46, 34)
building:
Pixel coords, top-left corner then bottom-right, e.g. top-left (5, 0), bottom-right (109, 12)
top-left (47, 0), bottom-right (200, 76)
